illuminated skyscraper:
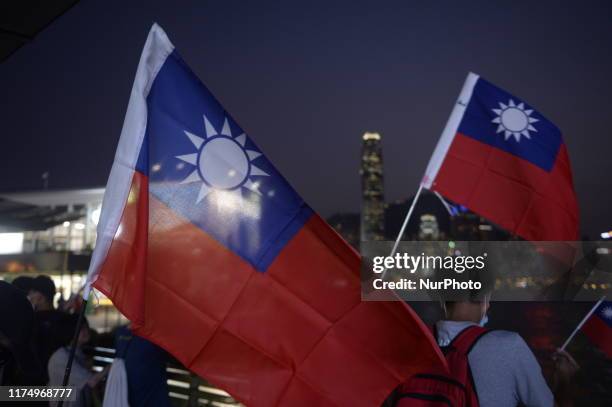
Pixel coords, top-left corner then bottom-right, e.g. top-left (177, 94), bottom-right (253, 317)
top-left (360, 132), bottom-right (385, 241)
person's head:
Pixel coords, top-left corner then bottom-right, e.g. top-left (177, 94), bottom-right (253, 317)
top-left (27, 275), bottom-right (56, 311)
top-left (434, 244), bottom-right (496, 325)
top-left (11, 276), bottom-right (34, 294)
top-left (437, 274), bottom-right (494, 325)
top-left (441, 294), bottom-right (491, 325)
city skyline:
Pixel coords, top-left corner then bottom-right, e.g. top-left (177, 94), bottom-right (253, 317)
top-left (1, 1), bottom-right (611, 237)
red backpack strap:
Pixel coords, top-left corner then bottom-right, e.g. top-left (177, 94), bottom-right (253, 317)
top-left (449, 325), bottom-right (491, 355)
top-left (444, 325), bottom-right (492, 407)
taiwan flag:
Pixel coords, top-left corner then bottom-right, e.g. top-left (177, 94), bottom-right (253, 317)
top-left (582, 300), bottom-right (612, 359)
top-left (84, 24), bottom-right (445, 406)
top-left (422, 73), bottom-right (579, 241)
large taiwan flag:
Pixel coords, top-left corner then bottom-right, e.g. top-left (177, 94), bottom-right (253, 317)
top-left (422, 73), bottom-right (579, 241)
top-left (84, 24), bottom-right (445, 406)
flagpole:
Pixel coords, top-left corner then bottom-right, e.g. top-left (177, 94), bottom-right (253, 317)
top-left (432, 191), bottom-right (453, 216)
top-left (380, 183), bottom-right (424, 281)
top-left (560, 296), bottom-right (606, 351)
top-left (57, 287), bottom-right (92, 407)
top-left (390, 183), bottom-right (425, 257)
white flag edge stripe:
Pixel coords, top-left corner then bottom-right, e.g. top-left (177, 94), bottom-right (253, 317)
top-left (83, 23), bottom-right (175, 298)
top-left (421, 72), bottom-right (479, 189)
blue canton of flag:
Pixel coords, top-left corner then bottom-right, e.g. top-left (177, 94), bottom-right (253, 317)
top-left (597, 301), bottom-right (612, 327)
top-left (135, 50), bottom-right (312, 271)
top-left (459, 77), bottom-right (562, 172)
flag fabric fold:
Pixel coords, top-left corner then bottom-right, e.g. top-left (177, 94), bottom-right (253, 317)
top-left (85, 23), bottom-right (445, 406)
top-left (422, 72), bottom-right (579, 241)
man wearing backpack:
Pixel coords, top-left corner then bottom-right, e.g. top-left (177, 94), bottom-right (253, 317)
top-left (393, 293), bottom-right (579, 407)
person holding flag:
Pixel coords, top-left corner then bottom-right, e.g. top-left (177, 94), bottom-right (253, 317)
top-left (390, 73), bottom-right (582, 407)
top-left (73, 23), bottom-right (447, 407)
top-left (393, 283), bottom-right (581, 407)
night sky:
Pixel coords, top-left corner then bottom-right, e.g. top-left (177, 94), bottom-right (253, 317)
top-left (1, 0), bottom-right (611, 237)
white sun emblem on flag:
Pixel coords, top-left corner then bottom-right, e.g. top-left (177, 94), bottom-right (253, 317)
top-left (602, 306), bottom-right (612, 320)
top-left (176, 115), bottom-right (269, 203)
top-left (491, 99), bottom-right (539, 142)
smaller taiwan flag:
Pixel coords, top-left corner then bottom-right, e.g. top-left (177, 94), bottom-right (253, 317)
top-left (422, 72), bottom-right (579, 241)
top-left (582, 300), bottom-right (612, 359)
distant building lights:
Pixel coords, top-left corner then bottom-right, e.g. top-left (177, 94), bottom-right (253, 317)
top-left (362, 132), bottom-right (381, 141)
